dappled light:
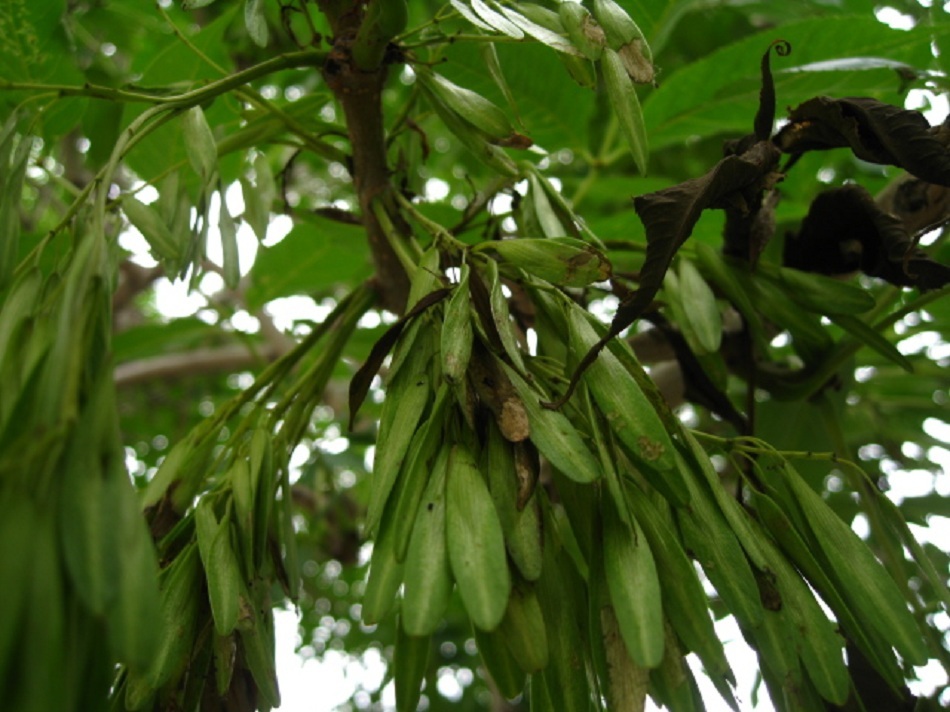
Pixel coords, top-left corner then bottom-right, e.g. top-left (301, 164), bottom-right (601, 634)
top-left (0, 1), bottom-right (948, 711)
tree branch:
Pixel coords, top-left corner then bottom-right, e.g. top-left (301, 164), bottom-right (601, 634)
top-left (322, 7), bottom-right (411, 314)
top-left (114, 281), bottom-right (294, 386)
top-left (113, 343), bottom-right (280, 387)
top-left (114, 261), bottom-right (164, 312)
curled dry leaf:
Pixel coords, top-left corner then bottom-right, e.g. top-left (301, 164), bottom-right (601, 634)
top-left (621, 140), bottom-right (782, 333)
top-left (548, 41), bottom-right (789, 408)
top-left (784, 184), bottom-right (950, 291)
top-left (774, 96), bottom-right (950, 186)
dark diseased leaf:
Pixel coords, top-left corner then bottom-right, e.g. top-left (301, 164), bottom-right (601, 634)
top-left (559, 48), bottom-right (795, 411)
top-left (783, 184), bottom-right (950, 291)
top-left (621, 140), bottom-right (782, 329)
top-left (775, 96), bottom-right (950, 186)
top-left (551, 138), bottom-right (781, 410)
top-left (754, 40), bottom-right (791, 142)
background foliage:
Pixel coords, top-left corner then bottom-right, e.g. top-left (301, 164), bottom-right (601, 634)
top-left (0, 1), bottom-right (948, 711)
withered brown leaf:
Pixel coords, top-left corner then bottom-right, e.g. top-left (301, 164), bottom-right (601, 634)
top-left (774, 96), bottom-right (950, 186)
top-left (624, 140), bottom-right (782, 328)
top-left (784, 184), bottom-right (950, 290)
top-left (549, 41), bottom-right (789, 408)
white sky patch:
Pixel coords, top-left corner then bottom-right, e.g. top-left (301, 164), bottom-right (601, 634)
top-left (267, 296), bottom-right (335, 332)
top-left (875, 6), bottom-right (915, 30)
top-left (924, 418), bottom-right (950, 443)
top-left (436, 668), bottom-right (464, 701)
top-left (274, 609), bottom-right (366, 711)
top-left (265, 213), bottom-right (294, 246)
top-left (229, 309), bottom-right (260, 334)
top-left (898, 330), bottom-right (940, 355)
top-left (358, 310), bottom-right (383, 329)
top-left (424, 177), bottom-right (450, 201)
top-left (525, 327), bottom-right (538, 356)
top-left (913, 658), bottom-right (950, 697)
top-left (205, 191), bottom-right (259, 277)
top-left (153, 277), bottom-right (206, 318)
top-left (489, 192), bottom-right (513, 215)
top-left (906, 88), bottom-right (950, 124)
top-left (118, 227), bottom-right (158, 266)
top-left (589, 294), bottom-right (619, 323)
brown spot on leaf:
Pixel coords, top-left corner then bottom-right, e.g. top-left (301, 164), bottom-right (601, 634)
top-left (494, 132), bottom-right (534, 149)
top-left (513, 440), bottom-right (539, 510)
top-left (618, 40), bottom-right (654, 85)
top-left (637, 435), bottom-right (665, 462)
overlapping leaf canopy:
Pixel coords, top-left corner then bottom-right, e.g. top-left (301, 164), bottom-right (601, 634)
top-left (0, 2), bottom-right (948, 712)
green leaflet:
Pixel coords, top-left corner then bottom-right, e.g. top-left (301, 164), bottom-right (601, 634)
top-left (498, 582), bottom-right (549, 673)
top-left (566, 302), bottom-right (676, 475)
top-left (181, 106), bottom-right (217, 183)
top-left (365, 361), bottom-right (432, 536)
top-left (423, 69), bottom-right (515, 140)
top-left (473, 625), bottom-right (525, 699)
top-left (674, 448), bottom-right (764, 630)
top-left (477, 237), bottom-right (610, 288)
top-left (830, 313), bottom-right (913, 372)
top-left (244, 0), bottom-right (268, 46)
top-left (441, 263), bottom-right (474, 383)
top-left (361, 504), bottom-right (404, 626)
top-left (535, 509), bottom-right (594, 712)
top-left (560, 2), bottom-right (605, 61)
top-left (218, 194), bottom-right (240, 290)
top-left (485, 421), bottom-right (543, 581)
top-left (394, 621), bottom-right (430, 712)
top-left (502, 362), bottom-right (602, 484)
top-left (390, 387), bottom-right (447, 563)
top-left (600, 48), bottom-right (648, 174)
top-left (484, 257), bottom-right (526, 371)
top-left (782, 462), bottom-right (928, 666)
top-left (772, 265), bottom-right (875, 315)
top-left (446, 443), bottom-right (510, 631)
top-left (239, 601), bottom-right (280, 710)
top-left (18, 513), bottom-right (68, 712)
top-left (677, 257), bottom-right (722, 353)
top-left (195, 499), bottom-right (243, 636)
top-left (0, 496), bottom-right (36, 677)
top-left (0, 119), bottom-right (32, 290)
top-left (602, 497), bottom-right (664, 668)
top-left (626, 490), bottom-right (730, 680)
top-left (756, 517), bottom-right (850, 705)
top-left (125, 544), bottom-right (202, 705)
top-left (402, 445), bottom-right (453, 636)
top-left (122, 196), bottom-right (182, 269)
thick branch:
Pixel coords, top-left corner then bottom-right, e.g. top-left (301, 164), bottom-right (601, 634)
top-left (322, 11), bottom-right (410, 314)
top-left (114, 261), bottom-right (164, 313)
top-left (114, 344), bottom-right (278, 387)
top-left (114, 306), bottom-right (293, 387)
